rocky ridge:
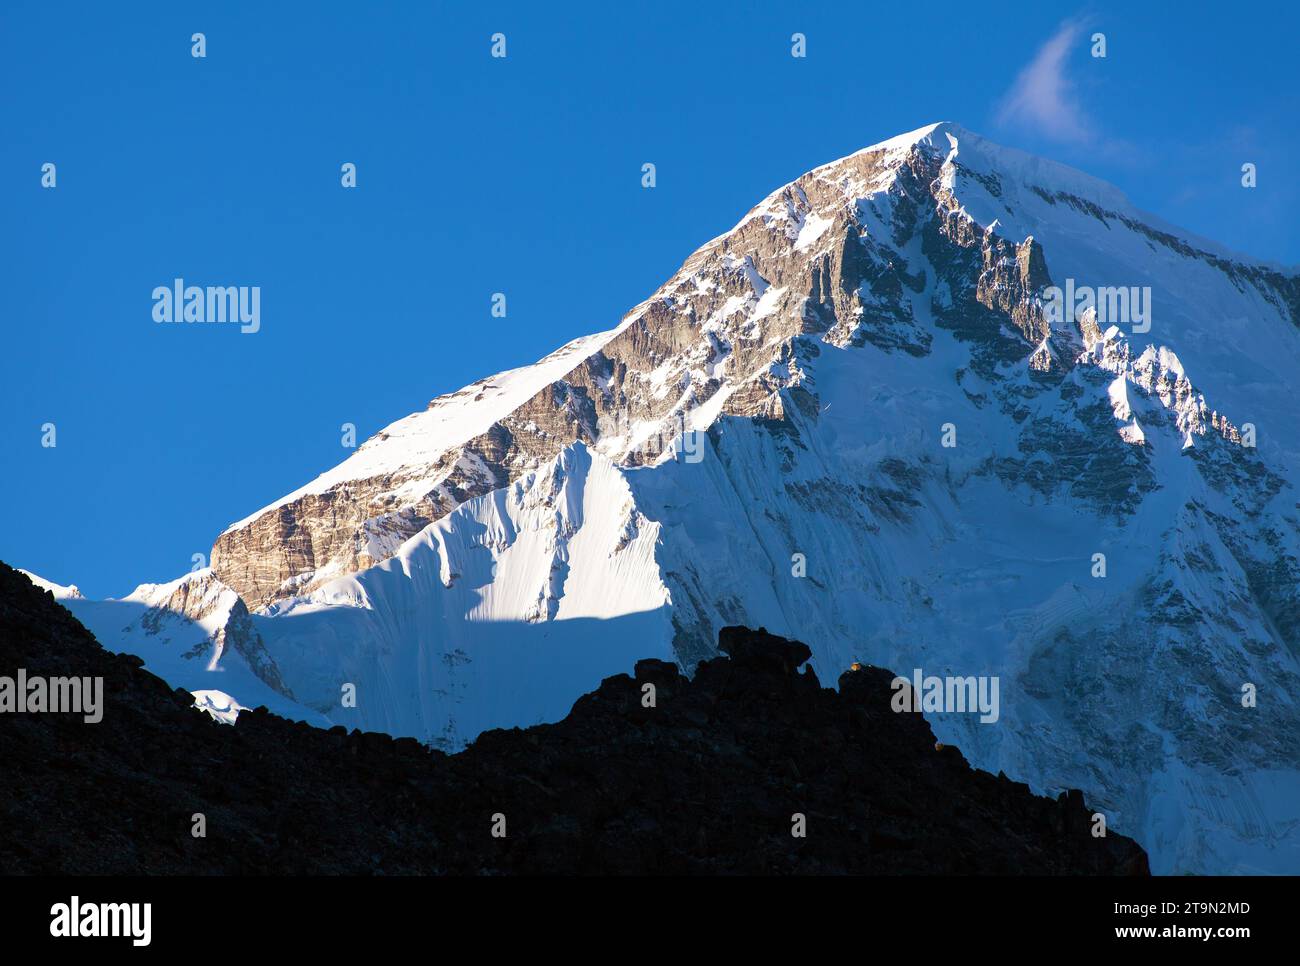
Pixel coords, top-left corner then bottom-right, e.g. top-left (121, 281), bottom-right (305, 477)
top-left (0, 562), bottom-right (1148, 875)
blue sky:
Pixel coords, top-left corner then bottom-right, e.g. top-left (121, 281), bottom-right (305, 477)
top-left (3, 0), bottom-right (1297, 598)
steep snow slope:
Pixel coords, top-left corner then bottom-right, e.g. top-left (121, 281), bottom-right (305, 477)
top-left (35, 123), bottom-right (1300, 874)
top-left (254, 444), bottom-right (674, 748)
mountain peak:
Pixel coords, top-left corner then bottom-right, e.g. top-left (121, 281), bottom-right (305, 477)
top-left (859, 119), bottom-right (967, 153)
top-left (45, 118), bottom-right (1300, 875)
top-left (208, 120), bottom-right (1296, 615)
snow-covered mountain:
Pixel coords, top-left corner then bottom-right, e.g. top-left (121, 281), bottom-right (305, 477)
top-left (36, 123), bottom-right (1300, 874)
top-left (18, 570), bottom-right (83, 601)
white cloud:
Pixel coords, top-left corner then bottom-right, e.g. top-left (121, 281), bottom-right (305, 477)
top-left (996, 19), bottom-right (1094, 143)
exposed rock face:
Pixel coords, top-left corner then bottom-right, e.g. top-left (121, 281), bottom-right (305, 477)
top-left (128, 570), bottom-right (291, 699)
top-left (0, 562), bottom-right (1148, 875)
top-left (210, 338), bottom-right (620, 610)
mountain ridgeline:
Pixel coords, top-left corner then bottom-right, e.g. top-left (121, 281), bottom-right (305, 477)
top-left (0, 563), bottom-right (1148, 875)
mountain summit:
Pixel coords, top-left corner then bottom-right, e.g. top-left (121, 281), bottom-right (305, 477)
top-left (54, 124), bottom-right (1300, 874)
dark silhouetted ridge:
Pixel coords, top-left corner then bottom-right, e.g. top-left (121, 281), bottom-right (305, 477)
top-left (0, 562), bottom-right (1148, 874)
